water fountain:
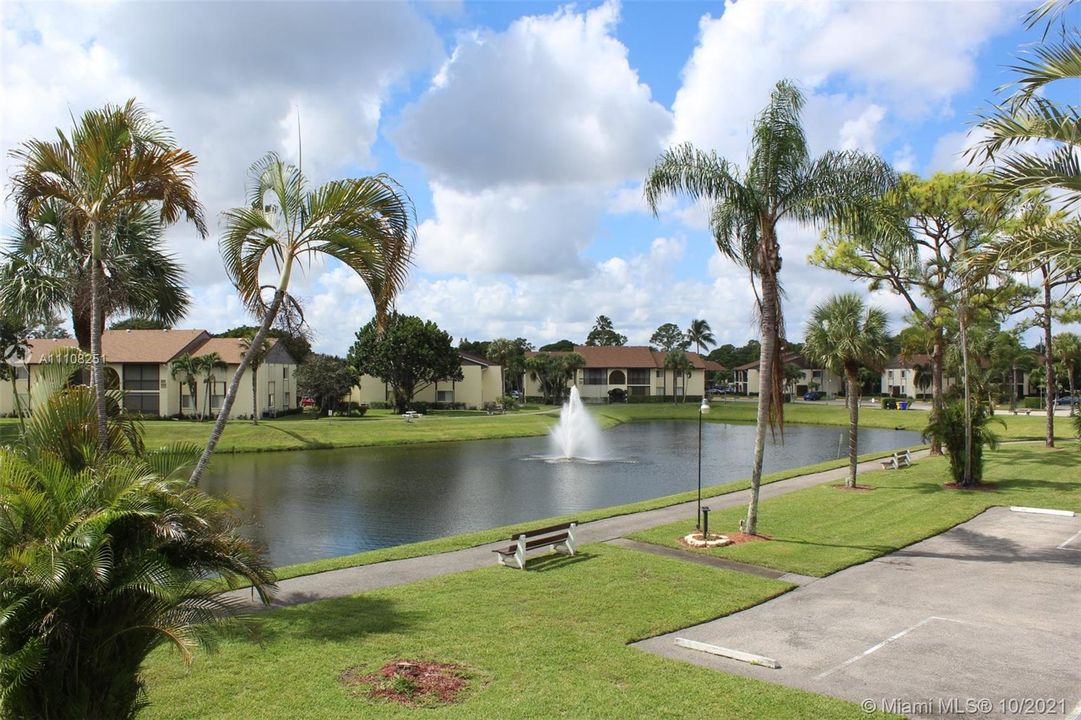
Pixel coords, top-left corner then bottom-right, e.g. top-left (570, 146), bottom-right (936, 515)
top-left (547, 385), bottom-right (608, 462)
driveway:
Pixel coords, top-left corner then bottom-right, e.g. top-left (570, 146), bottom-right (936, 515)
top-left (635, 507), bottom-right (1081, 719)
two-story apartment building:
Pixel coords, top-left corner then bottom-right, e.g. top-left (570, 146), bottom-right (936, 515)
top-left (733, 352), bottom-right (844, 397)
top-left (350, 351), bottom-right (504, 409)
top-left (523, 345), bottom-right (723, 402)
top-left (0, 329), bottom-right (297, 419)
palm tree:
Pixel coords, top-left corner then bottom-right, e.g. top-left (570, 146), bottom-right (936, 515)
top-left (803, 294), bottom-right (891, 488)
top-left (971, 0), bottom-right (1080, 207)
top-left (644, 80), bottom-right (894, 534)
top-left (1054, 332), bottom-right (1081, 404)
top-left (486, 338), bottom-right (517, 397)
top-left (664, 350), bottom-right (692, 403)
top-left (686, 318), bottom-right (717, 355)
top-left (0, 203), bottom-right (190, 352)
top-left (196, 352), bottom-right (226, 421)
top-left (8, 99), bottom-right (205, 446)
top-left (0, 357), bottom-right (273, 720)
top-left (170, 353), bottom-right (200, 419)
top-left (188, 153), bottom-right (415, 485)
top-left (239, 333), bottom-right (272, 424)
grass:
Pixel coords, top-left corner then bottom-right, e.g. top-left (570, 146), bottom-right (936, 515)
top-left (142, 544), bottom-right (896, 720)
top-left (629, 444), bottom-right (1081, 577)
top-left (2, 399), bottom-right (1064, 453)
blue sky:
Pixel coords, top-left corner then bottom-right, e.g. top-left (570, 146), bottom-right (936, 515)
top-left (1, 0), bottom-right (1073, 354)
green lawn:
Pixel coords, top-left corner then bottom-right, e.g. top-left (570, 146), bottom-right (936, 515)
top-left (629, 445), bottom-right (1081, 577)
top-left (142, 545), bottom-right (894, 720)
top-left (1, 399), bottom-right (1063, 454)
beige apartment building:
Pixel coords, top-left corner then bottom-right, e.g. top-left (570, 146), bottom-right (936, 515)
top-left (522, 345), bottom-right (723, 402)
top-left (351, 351), bottom-right (504, 408)
top-left (0, 329), bottom-right (297, 419)
top-left (733, 351), bottom-right (844, 397)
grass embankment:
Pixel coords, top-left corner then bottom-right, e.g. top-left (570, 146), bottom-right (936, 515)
top-left (630, 444), bottom-right (1081, 577)
top-left (143, 544), bottom-right (895, 720)
top-left (1, 399), bottom-right (1062, 453)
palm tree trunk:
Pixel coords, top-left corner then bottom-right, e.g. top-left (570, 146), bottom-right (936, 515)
top-left (929, 329), bottom-right (945, 456)
top-left (746, 265), bottom-right (779, 536)
top-left (252, 365), bottom-right (259, 424)
top-left (189, 290), bottom-right (286, 485)
top-left (959, 298), bottom-right (973, 486)
top-left (89, 223), bottom-right (108, 450)
top-left (1042, 271), bottom-right (1055, 448)
top-left (846, 366), bottom-right (860, 488)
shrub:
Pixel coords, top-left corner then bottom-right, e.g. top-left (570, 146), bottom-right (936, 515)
top-left (607, 388), bottom-right (627, 403)
top-left (1021, 396), bottom-right (1043, 410)
top-left (922, 400), bottom-right (1001, 486)
top-left (881, 397), bottom-right (898, 409)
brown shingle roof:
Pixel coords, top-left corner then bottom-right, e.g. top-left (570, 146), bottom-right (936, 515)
top-left (192, 337), bottom-right (249, 365)
top-left (734, 352), bottom-right (814, 371)
top-left (27, 330), bottom-right (209, 365)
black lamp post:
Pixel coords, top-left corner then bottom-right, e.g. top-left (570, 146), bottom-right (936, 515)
top-left (697, 395), bottom-right (710, 530)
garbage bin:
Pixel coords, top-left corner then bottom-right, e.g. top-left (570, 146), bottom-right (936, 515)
top-left (899, 401), bottom-right (909, 410)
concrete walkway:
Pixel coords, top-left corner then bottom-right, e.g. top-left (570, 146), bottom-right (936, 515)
top-left (227, 450), bottom-right (927, 609)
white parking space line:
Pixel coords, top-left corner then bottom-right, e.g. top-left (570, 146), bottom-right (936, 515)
top-left (1057, 529), bottom-right (1081, 552)
top-left (814, 617), bottom-right (974, 681)
top-left (1010, 506), bottom-right (1076, 517)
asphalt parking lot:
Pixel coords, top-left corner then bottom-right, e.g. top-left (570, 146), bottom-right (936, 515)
top-left (635, 507), bottom-right (1081, 719)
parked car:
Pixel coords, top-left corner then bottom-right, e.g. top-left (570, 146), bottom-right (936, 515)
top-left (803, 391), bottom-right (824, 401)
top-left (1055, 395), bottom-right (1078, 406)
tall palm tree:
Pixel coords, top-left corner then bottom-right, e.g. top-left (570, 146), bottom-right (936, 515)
top-left (486, 338), bottom-right (517, 397)
top-left (644, 80), bottom-right (894, 534)
top-left (0, 203), bottom-right (191, 352)
top-left (803, 294), bottom-right (891, 488)
top-left (188, 152), bottom-right (415, 485)
top-left (239, 333), bottom-right (272, 424)
top-left (169, 353), bottom-right (200, 419)
top-left (664, 350), bottom-right (692, 403)
top-left (971, 0), bottom-right (1080, 207)
top-left (0, 357), bottom-right (273, 720)
top-left (8, 99), bottom-right (205, 446)
top-left (196, 352), bottom-right (226, 422)
top-left (1054, 332), bottom-right (1081, 403)
top-left (686, 318), bottom-right (717, 355)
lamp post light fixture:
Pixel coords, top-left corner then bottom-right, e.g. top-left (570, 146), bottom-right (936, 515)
top-left (697, 395), bottom-right (710, 531)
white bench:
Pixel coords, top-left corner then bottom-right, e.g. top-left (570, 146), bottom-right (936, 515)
top-left (493, 521), bottom-right (577, 570)
top-left (402, 410), bottom-right (421, 422)
top-left (880, 449), bottom-right (913, 470)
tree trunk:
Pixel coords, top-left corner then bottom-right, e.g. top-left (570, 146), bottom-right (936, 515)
top-left (252, 364), bottom-right (259, 424)
top-left (189, 291), bottom-right (286, 486)
top-left (845, 365), bottom-right (860, 488)
top-left (959, 297), bottom-right (973, 486)
top-left (73, 308), bottom-right (93, 352)
top-left (746, 245), bottom-right (779, 536)
top-left (1043, 272), bottom-right (1055, 448)
top-left (929, 328), bottom-right (945, 455)
top-left (89, 223), bottom-right (108, 451)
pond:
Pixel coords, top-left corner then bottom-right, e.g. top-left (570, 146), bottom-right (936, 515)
top-left (203, 421), bottom-right (922, 567)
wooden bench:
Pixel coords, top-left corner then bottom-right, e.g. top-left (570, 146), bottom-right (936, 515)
top-left (493, 521), bottom-right (577, 570)
top-left (880, 449), bottom-right (913, 470)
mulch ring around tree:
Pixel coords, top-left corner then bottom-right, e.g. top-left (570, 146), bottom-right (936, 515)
top-left (340, 659), bottom-right (484, 707)
top-left (831, 483), bottom-right (875, 492)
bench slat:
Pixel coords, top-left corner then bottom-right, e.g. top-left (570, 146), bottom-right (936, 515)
top-left (508, 521), bottom-right (576, 541)
top-left (524, 532), bottom-right (569, 551)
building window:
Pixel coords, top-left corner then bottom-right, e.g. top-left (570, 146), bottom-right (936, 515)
top-left (123, 393), bottom-right (159, 415)
top-left (608, 370), bottom-right (626, 385)
top-left (283, 366), bottom-right (288, 378)
top-left (210, 382), bottom-right (226, 411)
top-left (268, 380), bottom-right (276, 409)
top-left (656, 369), bottom-right (663, 378)
top-left (628, 369), bottom-right (650, 385)
top-left (124, 364), bottom-right (160, 391)
top-left (181, 393), bottom-right (196, 411)
top-left (437, 390), bottom-right (454, 403)
top-left (629, 385), bottom-right (648, 397)
top-left (584, 368), bottom-right (606, 385)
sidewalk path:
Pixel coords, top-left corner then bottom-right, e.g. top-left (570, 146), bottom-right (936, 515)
top-left (226, 450), bottom-right (929, 609)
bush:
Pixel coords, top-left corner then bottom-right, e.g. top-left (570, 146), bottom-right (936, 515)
top-left (1021, 396), bottom-right (1043, 410)
top-left (608, 388), bottom-right (627, 403)
top-left (922, 400), bottom-right (1001, 486)
top-left (881, 397), bottom-right (898, 410)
